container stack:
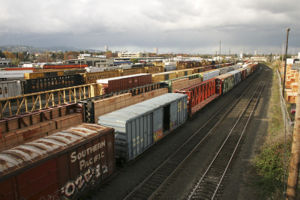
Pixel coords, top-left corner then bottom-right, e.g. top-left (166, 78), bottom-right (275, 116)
top-left (280, 64), bottom-right (299, 103)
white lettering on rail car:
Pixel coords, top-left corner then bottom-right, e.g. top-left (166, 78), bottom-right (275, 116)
top-left (70, 140), bottom-right (106, 164)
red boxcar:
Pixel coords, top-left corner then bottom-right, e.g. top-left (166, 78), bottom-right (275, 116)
top-left (0, 123), bottom-right (115, 200)
top-left (176, 78), bottom-right (219, 117)
top-left (97, 73), bottom-right (152, 94)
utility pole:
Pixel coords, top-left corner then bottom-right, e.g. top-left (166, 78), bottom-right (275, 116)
top-left (219, 40), bottom-right (221, 63)
top-left (282, 28), bottom-right (290, 97)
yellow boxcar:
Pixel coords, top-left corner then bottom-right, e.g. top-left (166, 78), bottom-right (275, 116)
top-left (152, 71), bottom-right (177, 83)
top-left (83, 70), bottom-right (121, 83)
top-left (121, 68), bottom-right (145, 76)
top-left (24, 72), bottom-right (44, 79)
top-left (176, 69), bottom-right (194, 78)
top-left (57, 71), bottom-right (64, 76)
top-left (146, 66), bottom-right (164, 74)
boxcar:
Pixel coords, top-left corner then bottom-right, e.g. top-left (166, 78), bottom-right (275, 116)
top-left (121, 68), bottom-right (145, 76)
top-left (200, 69), bottom-right (220, 81)
top-left (176, 69), bottom-right (194, 78)
top-left (0, 70), bottom-right (32, 80)
top-left (22, 74), bottom-right (84, 94)
top-left (152, 71), bottom-right (177, 83)
top-left (237, 68), bottom-right (247, 80)
top-left (228, 70), bottom-right (242, 85)
top-left (215, 73), bottom-right (235, 95)
top-left (0, 123), bottom-right (115, 200)
top-left (83, 70), bottom-right (121, 84)
top-left (98, 93), bottom-right (187, 162)
top-left (97, 73), bottom-right (152, 94)
top-left (0, 80), bottom-right (23, 98)
top-left (176, 78), bottom-right (219, 117)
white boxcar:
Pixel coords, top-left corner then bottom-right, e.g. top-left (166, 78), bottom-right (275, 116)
top-left (0, 70), bottom-right (32, 80)
top-left (201, 69), bottom-right (220, 81)
top-left (0, 80), bottom-right (23, 98)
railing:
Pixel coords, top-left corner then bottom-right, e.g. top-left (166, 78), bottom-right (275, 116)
top-left (0, 83), bottom-right (102, 119)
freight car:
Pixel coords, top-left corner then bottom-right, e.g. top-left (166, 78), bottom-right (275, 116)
top-left (176, 63), bottom-right (259, 117)
top-left (0, 63), bottom-right (259, 200)
top-left (43, 64), bottom-right (88, 69)
top-left (176, 78), bottom-right (219, 116)
top-left (0, 123), bottom-right (115, 200)
top-left (200, 69), bottom-right (220, 81)
top-left (0, 80), bottom-right (23, 98)
top-left (22, 74), bottom-right (85, 94)
top-left (0, 70), bottom-right (33, 80)
top-left (96, 73), bottom-right (152, 94)
top-left (0, 74), bottom-right (85, 98)
top-left (24, 69), bottom-right (86, 80)
top-left (215, 73), bottom-right (235, 94)
top-left (98, 93), bottom-right (187, 162)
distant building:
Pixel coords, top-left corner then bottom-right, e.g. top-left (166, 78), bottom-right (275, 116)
top-left (0, 58), bottom-right (11, 67)
top-left (118, 51), bottom-right (149, 58)
top-left (22, 63), bottom-right (34, 68)
top-left (250, 56), bottom-right (267, 62)
top-left (239, 53), bottom-right (244, 59)
top-left (95, 58), bottom-right (114, 68)
top-left (298, 52), bottom-right (300, 59)
top-left (65, 54), bottom-right (113, 67)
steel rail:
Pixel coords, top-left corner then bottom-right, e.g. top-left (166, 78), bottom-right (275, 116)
top-left (123, 71), bottom-right (262, 200)
top-left (187, 83), bottom-right (265, 200)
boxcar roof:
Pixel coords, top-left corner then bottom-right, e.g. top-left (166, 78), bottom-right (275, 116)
top-left (99, 93), bottom-right (187, 125)
top-left (97, 73), bottom-right (150, 83)
top-left (0, 123), bottom-right (112, 177)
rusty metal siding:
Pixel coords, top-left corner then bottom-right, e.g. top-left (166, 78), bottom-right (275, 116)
top-left (0, 123), bottom-right (115, 200)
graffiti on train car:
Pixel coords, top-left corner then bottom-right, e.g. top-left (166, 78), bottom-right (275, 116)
top-left (61, 140), bottom-right (109, 199)
top-left (61, 164), bottom-right (108, 199)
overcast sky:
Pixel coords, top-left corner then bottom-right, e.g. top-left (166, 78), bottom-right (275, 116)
top-left (0, 0), bottom-right (299, 54)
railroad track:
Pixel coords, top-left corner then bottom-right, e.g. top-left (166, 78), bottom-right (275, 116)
top-left (122, 70), bottom-right (263, 200)
top-left (187, 83), bottom-right (265, 200)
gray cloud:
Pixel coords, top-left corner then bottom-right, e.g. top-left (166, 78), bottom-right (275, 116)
top-left (0, 0), bottom-right (299, 53)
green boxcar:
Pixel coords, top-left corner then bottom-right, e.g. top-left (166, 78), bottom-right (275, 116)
top-left (216, 73), bottom-right (234, 94)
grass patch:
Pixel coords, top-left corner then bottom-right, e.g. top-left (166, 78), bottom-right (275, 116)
top-left (253, 62), bottom-right (291, 199)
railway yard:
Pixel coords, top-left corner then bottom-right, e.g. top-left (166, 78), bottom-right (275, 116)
top-left (0, 62), bottom-right (274, 200)
top-left (83, 64), bottom-right (272, 200)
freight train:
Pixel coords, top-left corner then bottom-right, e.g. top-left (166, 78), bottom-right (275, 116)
top-left (0, 64), bottom-right (232, 98)
top-left (0, 63), bottom-right (259, 200)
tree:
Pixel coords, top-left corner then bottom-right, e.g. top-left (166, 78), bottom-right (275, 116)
top-left (64, 51), bottom-right (79, 60)
top-left (0, 50), bottom-right (5, 58)
top-left (130, 58), bottom-right (139, 63)
top-left (3, 51), bottom-right (15, 60)
top-left (105, 51), bottom-right (113, 58)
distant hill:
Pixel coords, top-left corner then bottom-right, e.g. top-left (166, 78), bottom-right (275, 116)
top-left (0, 45), bottom-right (88, 52)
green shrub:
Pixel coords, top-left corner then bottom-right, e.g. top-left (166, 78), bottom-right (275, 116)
top-left (254, 139), bottom-right (291, 199)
